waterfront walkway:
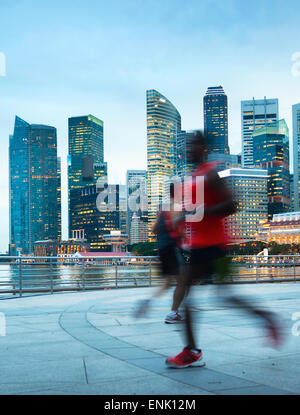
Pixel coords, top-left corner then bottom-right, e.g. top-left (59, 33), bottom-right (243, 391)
top-left (0, 282), bottom-right (299, 395)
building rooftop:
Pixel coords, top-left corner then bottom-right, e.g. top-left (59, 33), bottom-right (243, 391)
top-left (205, 86), bottom-right (226, 95)
top-left (74, 251), bottom-right (130, 257)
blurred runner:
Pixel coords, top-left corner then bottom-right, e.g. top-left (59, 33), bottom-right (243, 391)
top-left (134, 184), bottom-right (186, 323)
top-left (166, 131), bottom-right (284, 369)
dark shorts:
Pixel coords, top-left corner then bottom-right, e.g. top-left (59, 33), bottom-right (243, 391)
top-left (158, 246), bottom-right (181, 276)
top-left (187, 245), bottom-right (225, 285)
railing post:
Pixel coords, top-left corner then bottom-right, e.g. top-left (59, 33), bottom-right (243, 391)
top-left (255, 256), bottom-right (258, 283)
top-left (294, 256), bottom-right (296, 282)
top-left (50, 257), bottom-right (54, 294)
top-left (18, 257), bottom-right (22, 297)
top-left (115, 260), bottom-right (118, 288)
top-left (149, 258), bottom-right (152, 286)
top-left (81, 259), bottom-right (85, 291)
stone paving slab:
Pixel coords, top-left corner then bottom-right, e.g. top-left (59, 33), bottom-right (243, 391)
top-left (0, 357), bottom-right (86, 385)
top-left (50, 374), bottom-right (213, 395)
top-left (218, 385), bottom-right (292, 395)
top-left (217, 360), bottom-right (300, 394)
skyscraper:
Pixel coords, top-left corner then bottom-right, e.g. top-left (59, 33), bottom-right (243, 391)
top-left (68, 115), bottom-right (105, 193)
top-left (9, 118), bottom-right (30, 255)
top-left (9, 116), bottom-right (59, 255)
top-left (69, 184), bottom-right (120, 252)
top-left (147, 89), bottom-right (181, 237)
top-left (126, 170), bottom-right (147, 244)
top-left (290, 174), bottom-right (295, 212)
top-left (129, 212), bottom-right (148, 245)
top-left (292, 103), bottom-right (300, 211)
top-left (57, 157), bottom-right (62, 240)
top-left (176, 130), bottom-right (196, 177)
top-left (252, 119), bottom-right (290, 218)
top-left (241, 97), bottom-right (278, 168)
top-left (68, 115), bottom-right (104, 189)
top-left (68, 114), bottom-right (107, 238)
top-left (119, 184), bottom-right (128, 236)
top-left (203, 86), bottom-right (229, 154)
top-left (219, 168), bottom-right (268, 241)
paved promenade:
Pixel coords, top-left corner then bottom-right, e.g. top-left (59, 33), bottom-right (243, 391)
top-left (0, 282), bottom-right (299, 395)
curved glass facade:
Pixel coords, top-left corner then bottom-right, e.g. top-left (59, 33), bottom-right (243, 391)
top-left (146, 89), bottom-right (181, 237)
top-left (9, 116), bottom-right (59, 255)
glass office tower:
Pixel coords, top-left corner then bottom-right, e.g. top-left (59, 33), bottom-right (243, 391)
top-left (176, 130), bottom-right (197, 177)
top-left (68, 114), bottom-right (104, 189)
top-left (292, 103), bottom-right (300, 211)
top-left (147, 89), bottom-right (181, 237)
top-left (57, 157), bottom-right (62, 240)
top-left (253, 119), bottom-right (290, 218)
top-left (119, 184), bottom-right (128, 236)
top-left (68, 114), bottom-right (106, 238)
top-left (69, 184), bottom-right (120, 251)
top-left (241, 97), bottom-right (278, 168)
top-left (9, 116), bottom-right (59, 255)
top-left (203, 86), bottom-right (229, 154)
top-left (9, 117), bottom-right (30, 255)
top-left (219, 168), bottom-right (268, 241)
top-left (126, 170), bottom-right (148, 244)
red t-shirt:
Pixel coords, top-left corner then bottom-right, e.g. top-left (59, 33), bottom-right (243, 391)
top-left (183, 162), bottom-right (229, 249)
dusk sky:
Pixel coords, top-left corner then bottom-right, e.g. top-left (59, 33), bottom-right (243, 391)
top-left (1, 0), bottom-right (300, 251)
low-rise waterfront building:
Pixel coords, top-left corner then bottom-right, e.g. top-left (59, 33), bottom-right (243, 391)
top-left (34, 239), bottom-right (89, 257)
top-left (257, 211), bottom-right (300, 244)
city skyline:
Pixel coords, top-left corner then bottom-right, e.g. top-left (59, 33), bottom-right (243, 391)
top-left (1, 0), bottom-right (300, 251)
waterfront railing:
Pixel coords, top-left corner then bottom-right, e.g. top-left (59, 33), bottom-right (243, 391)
top-left (0, 255), bottom-right (299, 298)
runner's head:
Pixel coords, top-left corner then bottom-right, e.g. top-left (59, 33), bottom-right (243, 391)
top-left (170, 183), bottom-right (175, 201)
top-left (187, 130), bottom-right (208, 165)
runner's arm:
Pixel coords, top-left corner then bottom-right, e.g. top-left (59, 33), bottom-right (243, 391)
top-left (205, 170), bottom-right (237, 217)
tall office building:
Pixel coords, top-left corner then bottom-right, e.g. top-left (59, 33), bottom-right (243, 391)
top-left (176, 130), bottom-right (196, 177)
top-left (252, 119), bottom-right (290, 218)
top-left (57, 157), bottom-right (62, 240)
top-left (292, 103), bottom-right (300, 211)
top-left (290, 174), bottom-right (295, 212)
top-left (68, 115), bottom-right (104, 188)
top-left (9, 116), bottom-right (59, 255)
top-left (119, 184), bottom-right (128, 236)
top-left (147, 89), bottom-right (181, 236)
top-left (68, 114), bottom-right (107, 238)
top-left (203, 86), bottom-right (229, 154)
top-left (126, 170), bottom-right (147, 243)
top-left (219, 168), bottom-right (268, 241)
top-left (129, 212), bottom-right (148, 245)
top-left (69, 184), bottom-right (120, 252)
top-left (241, 97), bottom-right (278, 168)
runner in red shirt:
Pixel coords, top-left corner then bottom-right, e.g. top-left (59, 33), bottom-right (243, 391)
top-left (134, 184), bottom-right (186, 323)
top-left (166, 131), bottom-right (284, 369)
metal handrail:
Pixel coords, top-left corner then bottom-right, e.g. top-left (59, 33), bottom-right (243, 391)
top-left (0, 254), bottom-right (299, 298)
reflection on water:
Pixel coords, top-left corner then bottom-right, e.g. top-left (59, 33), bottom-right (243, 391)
top-left (0, 263), bottom-right (161, 291)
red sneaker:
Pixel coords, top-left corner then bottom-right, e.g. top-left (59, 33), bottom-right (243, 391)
top-left (166, 347), bottom-right (204, 368)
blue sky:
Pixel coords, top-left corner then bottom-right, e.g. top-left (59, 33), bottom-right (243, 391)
top-left (0, 0), bottom-right (300, 251)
